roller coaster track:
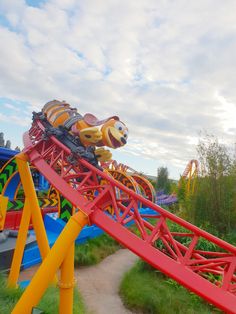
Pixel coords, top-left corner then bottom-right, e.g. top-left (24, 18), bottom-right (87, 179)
top-left (181, 159), bottom-right (199, 194)
top-left (23, 119), bottom-right (236, 313)
top-left (101, 160), bottom-right (156, 203)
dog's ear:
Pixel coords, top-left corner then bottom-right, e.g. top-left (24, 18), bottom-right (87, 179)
top-left (83, 113), bottom-right (119, 126)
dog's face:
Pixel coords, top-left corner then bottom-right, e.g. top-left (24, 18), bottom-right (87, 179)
top-left (101, 119), bottom-right (128, 149)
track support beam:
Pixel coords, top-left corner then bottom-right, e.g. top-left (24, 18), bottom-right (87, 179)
top-left (8, 153), bottom-right (51, 287)
top-left (12, 211), bottom-right (88, 314)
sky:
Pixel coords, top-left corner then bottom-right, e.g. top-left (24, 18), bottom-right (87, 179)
top-left (0, 0), bottom-right (236, 179)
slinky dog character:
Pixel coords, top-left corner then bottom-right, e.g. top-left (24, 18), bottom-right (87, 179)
top-left (42, 100), bottom-right (129, 162)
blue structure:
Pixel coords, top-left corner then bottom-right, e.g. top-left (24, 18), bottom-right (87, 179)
top-left (38, 175), bottom-right (49, 191)
top-left (0, 147), bottom-right (49, 195)
top-left (21, 207), bottom-right (158, 273)
top-left (0, 147), bottom-right (18, 167)
top-left (156, 190), bottom-right (178, 206)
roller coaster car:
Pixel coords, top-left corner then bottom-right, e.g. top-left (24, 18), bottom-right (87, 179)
top-left (41, 100), bottom-right (129, 163)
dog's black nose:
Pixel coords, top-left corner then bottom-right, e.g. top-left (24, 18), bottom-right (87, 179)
top-left (121, 137), bottom-right (126, 144)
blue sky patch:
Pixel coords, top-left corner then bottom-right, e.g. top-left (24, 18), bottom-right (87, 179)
top-left (103, 66), bottom-right (112, 77)
top-left (0, 97), bottom-right (30, 114)
top-left (25, 0), bottom-right (46, 8)
top-left (0, 14), bottom-right (16, 32)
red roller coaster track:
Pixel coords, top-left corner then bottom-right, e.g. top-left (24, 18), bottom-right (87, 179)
top-left (24, 119), bottom-right (236, 313)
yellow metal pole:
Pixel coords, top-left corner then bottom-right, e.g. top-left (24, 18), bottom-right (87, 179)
top-left (59, 244), bottom-right (75, 314)
top-left (12, 211), bottom-right (88, 314)
top-left (16, 153), bottom-right (50, 260)
top-left (8, 198), bottom-right (31, 287)
top-left (0, 195), bottom-right (8, 230)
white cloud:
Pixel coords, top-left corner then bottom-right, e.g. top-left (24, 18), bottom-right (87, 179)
top-left (3, 103), bottom-right (20, 111)
top-left (0, 112), bottom-right (5, 121)
top-left (214, 91), bottom-right (236, 134)
top-left (0, 111), bottom-right (31, 127)
top-left (11, 115), bottom-right (31, 127)
top-left (0, 0), bottom-right (236, 178)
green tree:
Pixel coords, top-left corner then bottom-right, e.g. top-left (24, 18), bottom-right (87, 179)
top-left (148, 178), bottom-right (157, 190)
top-left (177, 177), bottom-right (187, 203)
top-left (156, 167), bottom-right (171, 194)
top-left (184, 134), bottom-right (236, 234)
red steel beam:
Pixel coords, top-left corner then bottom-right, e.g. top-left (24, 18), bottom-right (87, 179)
top-left (21, 119), bottom-right (236, 313)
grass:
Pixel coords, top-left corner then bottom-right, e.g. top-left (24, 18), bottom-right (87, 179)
top-left (119, 260), bottom-right (222, 314)
top-left (0, 274), bottom-right (86, 314)
top-left (74, 233), bottom-right (121, 266)
top-left (0, 233), bottom-right (121, 313)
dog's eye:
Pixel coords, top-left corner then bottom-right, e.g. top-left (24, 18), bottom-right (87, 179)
top-left (124, 130), bottom-right (129, 139)
top-left (114, 121), bottom-right (124, 131)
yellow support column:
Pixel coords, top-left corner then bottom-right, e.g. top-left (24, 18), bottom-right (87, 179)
top-left (8, 198), bottom-right (31, 287)
top-left (12, 211), bottom-right (88, 314)
top-left (0, 195), bottom-right (8, 230)
top-left (16, 153), bottom-right (50, 260)
top-left (59, 244), bottom-right (75, 314)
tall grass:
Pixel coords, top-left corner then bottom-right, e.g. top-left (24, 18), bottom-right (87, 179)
top-left (120, 260), bottom-right (221, 314)
top-left (189, 175), bottom-right (236, 235)
top-left (0, 274), bottom-right (86, 314)
top-left (178, 134), bottom-right (236, 236)
top-left (74, 233), bottom-right (121, 266)
top-left (0, 234), bottom-right (121, 313)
